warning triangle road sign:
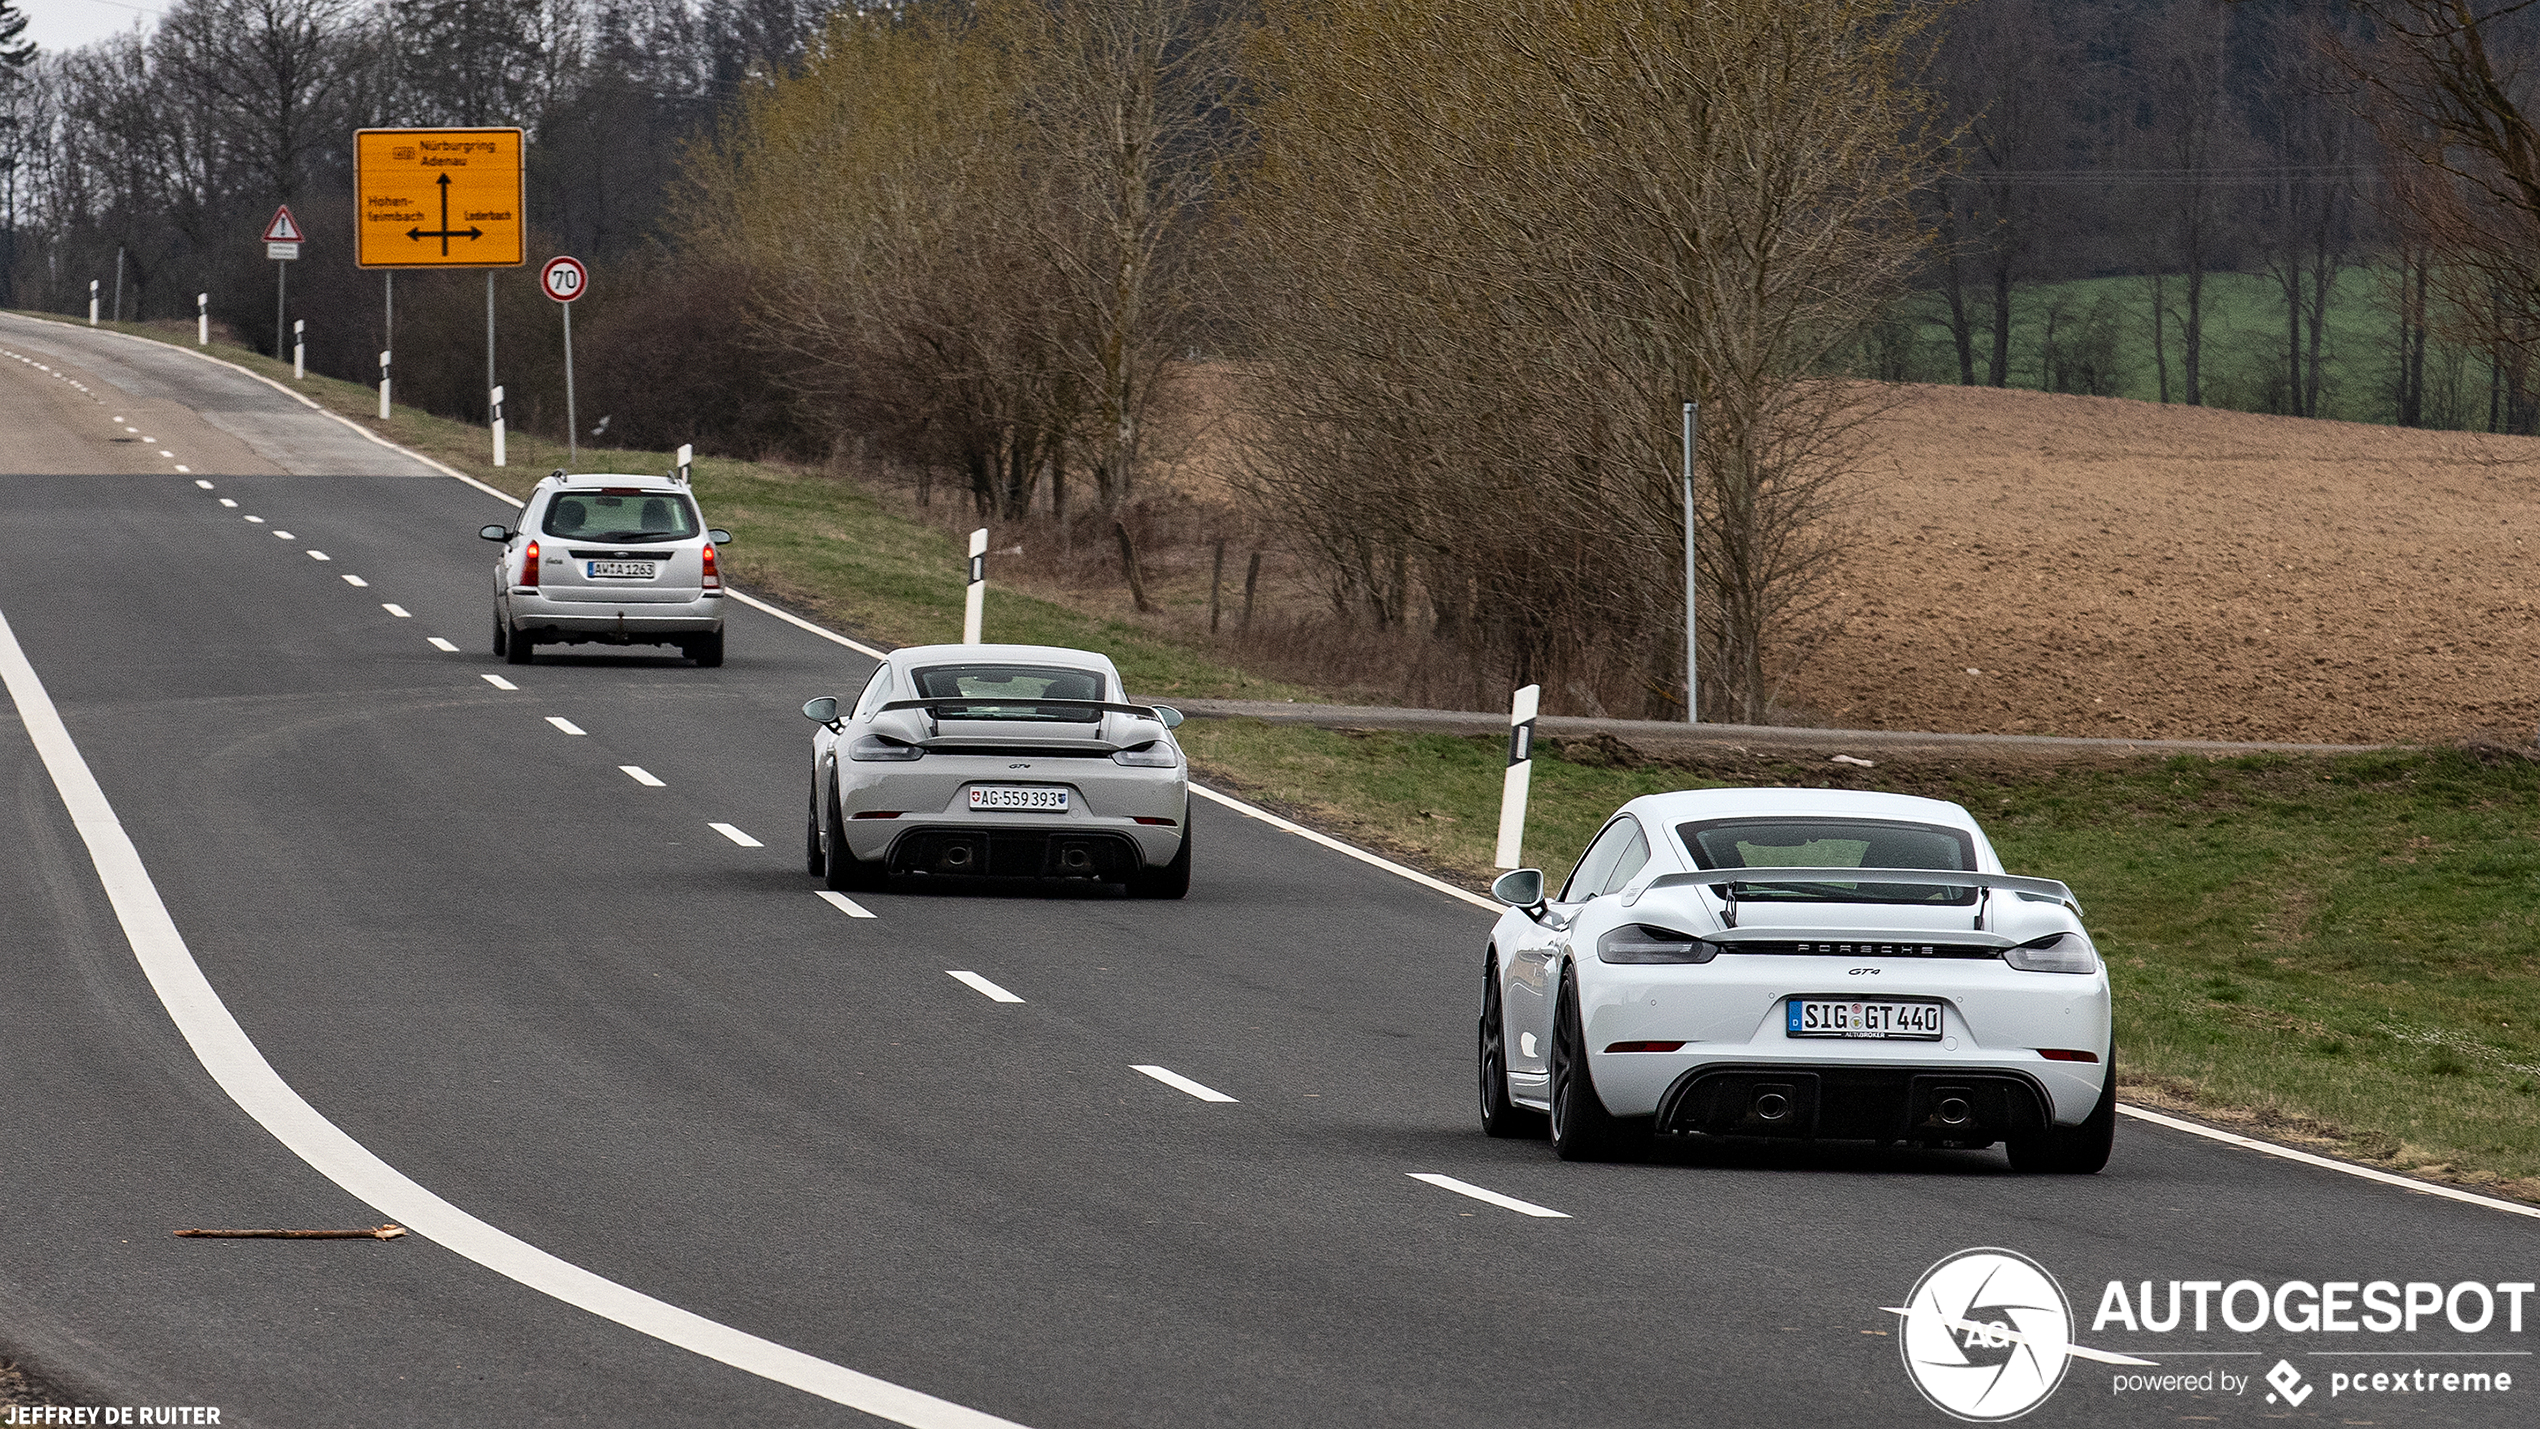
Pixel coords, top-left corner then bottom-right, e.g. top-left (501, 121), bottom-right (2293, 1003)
top-left (261, 205), bottom-right (304, 242)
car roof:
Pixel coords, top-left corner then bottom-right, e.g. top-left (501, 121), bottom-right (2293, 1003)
top-left (1619, 786), bottom-right (1980, 830)
top-left (888, 643), bottom-right (1121, 677)
top-left (541, 473), bottom-right (684, 491)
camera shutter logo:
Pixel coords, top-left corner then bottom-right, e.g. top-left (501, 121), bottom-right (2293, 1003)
top-left (1890, 1248), bottom-right (2081, 1421)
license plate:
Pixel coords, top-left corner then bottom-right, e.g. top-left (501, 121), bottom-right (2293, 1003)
top-left (968, 785), bottom-right (1068, 811)
top-left (1787, 998), bottom-right (1943, 1040)
top-left (586, 561), bottom-right (657, 579)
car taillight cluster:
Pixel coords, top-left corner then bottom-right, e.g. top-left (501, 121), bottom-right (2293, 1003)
top-left (701, 541), bottom-right (721, 590)
top-left (522, 540), bottom-right (540, 587)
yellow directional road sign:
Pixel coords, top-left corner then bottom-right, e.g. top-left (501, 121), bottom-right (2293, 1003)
top-left (355, 128), bottom-right (525, 268)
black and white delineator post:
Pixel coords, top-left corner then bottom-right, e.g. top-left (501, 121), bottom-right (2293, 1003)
top-left (490, 386), bottom-right (506, 466)
top-left (197, 293), bottom-right (209, 346)
top-left (962, 528), bottom-right (988, 644)
top-left (88, 280), bottom-right (98, 327)
top-left (378, 350), bottom-right (391, 419)
top-left (675, 443), bottom-right (693, 484)
top-left (293, 320), bottom-right (304, 380)
top-left (1494, 683), bottom-right (1542, 870)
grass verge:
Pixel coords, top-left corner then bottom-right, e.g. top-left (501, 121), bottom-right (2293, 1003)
top-left (1179, 719), bottom-right (2540, 1202)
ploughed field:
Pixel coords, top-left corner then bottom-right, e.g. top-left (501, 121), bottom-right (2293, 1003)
top-left (1796, 385), bottom-right (2540, 746)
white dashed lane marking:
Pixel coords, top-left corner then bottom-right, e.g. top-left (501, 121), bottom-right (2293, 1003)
top-left (1407, 1173), bottom-right (1571, 1219)
top-left (273, 531), bottom-right (294, 540)
top-left (194, 480), bottom-right (213, 489)
top-left (709, 823), bottom-right (763, 848)
top-left (947, 971), bottom-right (1023, 1004)
top-left (1131, 1065), bottom-right (1237, 1103)
top-left (174, 465), bottom-right (189, 474)
top-left (545, 716), bottom-right (585, 736)
top-left (243, 515), bottom-right (264, 524)
top-left (382, 604), bottom-right (410, 618)
top-left (426, 637), bottom-right (459, 653)
top-left (481, 674), bottom-right (517, 691)
top-left (308, 551), bottom-right (330, 561)
top-left (218, 499), bottom-right (237, 508)
top-left (342, 575), bottom-right (368, 587)
top-left (619, 765), bottom-right (663, 787)
top-left (814, 891), bottom-right (877, 919)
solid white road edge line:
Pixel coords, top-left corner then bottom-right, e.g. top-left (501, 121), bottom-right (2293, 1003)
top-left (947, 971), bottom-right (1023, 1004)
top-left (545, 716), bottom-right (586, 736)
top-left (44, 316), bottom-right (2531, 1225)
top-left (619, 765), bottom-right (664, 787)
top-left (2115, 1105), bottom-right (2540, 1222)
top-left (1131, 1065), bottom-right (1237, 1103)
top-left (0, 607), bottom-right (1027, 1428)
top-left (814, 890), bottom-right (877, 919)
top-left (1186, 783), bottom-right (1497, 912)
top-left (710, 822), bottom-right (763, 848)
top-left (1406, 1173), bottom-right (1571, 1219)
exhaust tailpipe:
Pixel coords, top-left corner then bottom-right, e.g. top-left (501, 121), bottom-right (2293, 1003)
top-left (1937, 1096), bottom-right (1972, 1127)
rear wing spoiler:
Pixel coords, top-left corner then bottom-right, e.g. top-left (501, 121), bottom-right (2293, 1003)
top-left (880, 698), bottom-right (1172, 722)
top-left (1631, 867), bottom-right (2082, 919)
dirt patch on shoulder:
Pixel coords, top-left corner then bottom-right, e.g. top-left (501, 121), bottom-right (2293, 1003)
top-left (1792, 385), bottom-right (2540, 745)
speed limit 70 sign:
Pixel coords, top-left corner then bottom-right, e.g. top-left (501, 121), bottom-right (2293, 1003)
top-left (541, 255), bottom-right (588, 303)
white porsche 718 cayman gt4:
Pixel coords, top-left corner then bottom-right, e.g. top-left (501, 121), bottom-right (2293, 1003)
top-left (1481, 787), bottom-right (2113, 1172)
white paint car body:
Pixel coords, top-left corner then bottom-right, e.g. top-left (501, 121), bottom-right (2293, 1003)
top-left (1481, 787), bottom-right (2115, 1171)
top-left (802, 643), bottom-right (1191, 897)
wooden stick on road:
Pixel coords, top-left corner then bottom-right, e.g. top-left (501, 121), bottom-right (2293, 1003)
top-left (174, 1224), bottom-right (406, 1240)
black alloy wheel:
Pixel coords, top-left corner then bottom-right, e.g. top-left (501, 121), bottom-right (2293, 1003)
top-left (491, 611), bottom-right (507, 657)
top-left (804, 785), bottom-right (826, 877)
top-left (2007, 1045), bottom-right (2117, 1174)
top-left (822, 777), bottom-right (884, 893)
top-left (1549, 965), bottom-right (1648, 1162)
top-left (1130, 805), bottom-right (1192, 899)
top-left (505, 623), bottom-right (534, 665)
top-left (691, 628), bottom-right (726, 668)
top-left (1479, 951), bottom-right (1548, 1139)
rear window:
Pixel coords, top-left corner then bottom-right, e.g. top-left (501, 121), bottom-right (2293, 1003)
top-left (910, 664), bottom-right (1106, 722)
top-left (542, 490), bottom-right (699, 542)
top-left (1674, 816), bottom-right (1979, 905)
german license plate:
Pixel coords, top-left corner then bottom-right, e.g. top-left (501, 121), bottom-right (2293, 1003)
top-left (969, 785), bottom-right (1068, 812)
top-left (1787, 998), bottom-right (1943, 1040)
top-left (587, 560), bottom-right (656, 578)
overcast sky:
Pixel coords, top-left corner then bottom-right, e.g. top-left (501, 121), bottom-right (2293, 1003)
top-left (19, 0), bottom-right (162, 57)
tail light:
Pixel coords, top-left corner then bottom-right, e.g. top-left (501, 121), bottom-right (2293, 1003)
top-left (522, 540), bottom-right (540, 587)
top-left (701, 541), bottom-right (721, 590)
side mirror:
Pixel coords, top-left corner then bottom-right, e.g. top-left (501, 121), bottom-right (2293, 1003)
top-left (479, 524), bottom-right (511, 542)
top-left (1490, 868), bottom-right (1545, 909)
top-left (1151, 704), bottom-right (1184, 730)
top-left (707, 529), bottom-right (732, 545)
top-left (802, 696), bottom-right (840, 726)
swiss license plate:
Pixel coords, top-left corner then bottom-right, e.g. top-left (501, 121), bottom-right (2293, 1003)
top-left (968, 785), bottom-right (1068, 812)
top-left (1787, 998), bottom-right (1944, 1040)
top-left (587, 560), bottom-right (657, 579)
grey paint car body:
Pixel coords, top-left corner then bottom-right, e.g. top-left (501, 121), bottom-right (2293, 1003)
top-left (486, 472), bottom-right (726, 649)
top-left (806, 642), bottom-right (1189, 874)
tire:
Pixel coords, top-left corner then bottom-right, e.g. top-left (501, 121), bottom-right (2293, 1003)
top-left (690, 627), bottom-right (725, 668)
top-left (1549, 964), bottom-right (1648, 1161)
top-left (821, 777), bottom-right (884, 892)
top-left (2007, 1047), bottom-right (2117, 1175)
top-left (1130, 804), bottom-right (1192, 899)
top-left (1480, 951), bottom-right (1548, 1139)
top-left (505, 623), bottom-right (534, 665)
top-left (804, 785), bottom-right (826, 877)
top-left (491, 611), bottom-right (508, 657)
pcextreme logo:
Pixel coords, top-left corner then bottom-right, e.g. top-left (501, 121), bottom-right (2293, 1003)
top-left (1886, 1248), bottom-right (2154, 1422)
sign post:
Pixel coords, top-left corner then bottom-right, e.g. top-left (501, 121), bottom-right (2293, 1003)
top-left (541, 255), bottom-right (587, 468)
top-left (356, 128), bottom-right (526, 444)
top-left (1682, 399), bottom-right (1700, 724)
top-left (262, 205), bottom-right (302, 359)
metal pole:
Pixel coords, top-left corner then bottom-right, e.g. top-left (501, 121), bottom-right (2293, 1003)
top-left (563, 300), bottom-right (577, 469)
top-left (1682, 399), bottom-right (1700, 725)
top-left (384, 272), bottom-right (393, 356)
top-left (485, 271), bottom-right (496, 417)
top-left (275, 260), bottom-right (286, 358)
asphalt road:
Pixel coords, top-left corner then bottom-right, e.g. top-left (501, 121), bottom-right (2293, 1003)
top-left (4, 311), bottom-right (2536, 1428)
